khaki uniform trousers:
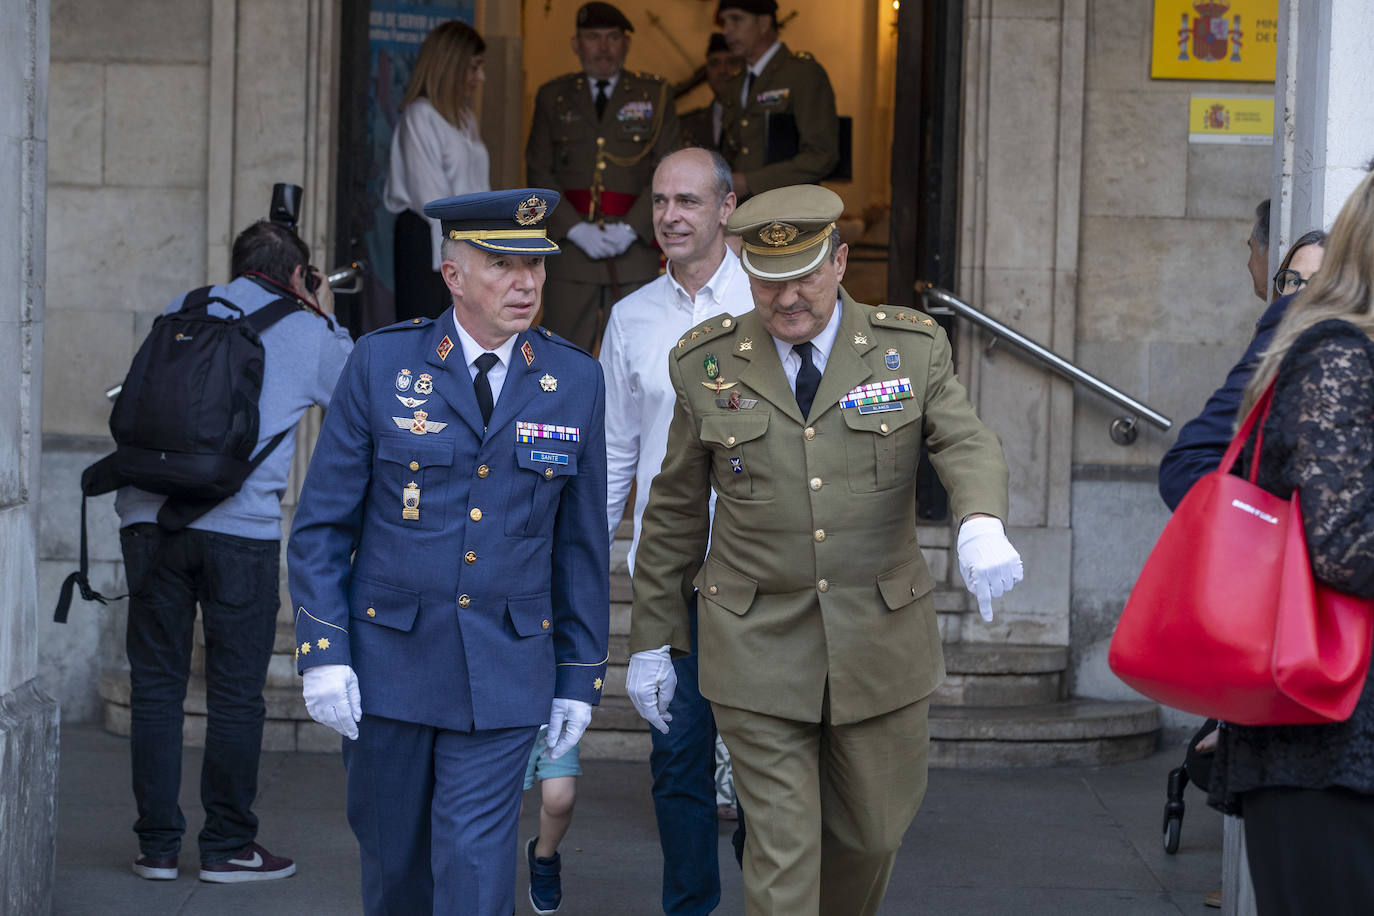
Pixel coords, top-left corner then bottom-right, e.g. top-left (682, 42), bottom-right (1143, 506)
top-left (712, 694), bottom-right (931, 916)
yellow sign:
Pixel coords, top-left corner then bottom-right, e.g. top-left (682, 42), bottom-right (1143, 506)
top-left (1188, 95), bottom-right (1274, 145)
top-left (1151, 1), bottom-right (1279, 82)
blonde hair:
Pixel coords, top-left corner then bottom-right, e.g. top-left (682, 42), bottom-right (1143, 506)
top-left (1240, 170), bottom-right (1374, 419)
top-left (400, 20), bottom-right (486, 128)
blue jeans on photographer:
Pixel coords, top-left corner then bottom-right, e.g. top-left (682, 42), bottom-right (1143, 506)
top-left (650, 594), bottom-right (722, 915)
top-left (120, 523), bottom-right (280, 863)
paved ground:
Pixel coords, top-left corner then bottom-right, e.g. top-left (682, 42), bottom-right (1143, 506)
top-left (55, 725), bottom-right (1223, 915)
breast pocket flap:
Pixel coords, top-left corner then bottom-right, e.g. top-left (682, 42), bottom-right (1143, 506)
top-left (700, 413), bottom-right (770, 449)
top-left (508, 593), bottom-right (554, 637)
top-left (877, 557), bottom-right (935, 611)
top-left (376, 437), bottom-right (453, 468)
top-left (694, 558), bottom-right (759, 616)
top-left (515, 447), bottom-right (579, 478)
top-left (349, 576), bottom-right (421, 632)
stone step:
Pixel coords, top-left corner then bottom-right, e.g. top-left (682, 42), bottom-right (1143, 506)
top-left (932, 643), bottom-right (1068, 707)
top-left (927, 700), bottom-right (1161, 767)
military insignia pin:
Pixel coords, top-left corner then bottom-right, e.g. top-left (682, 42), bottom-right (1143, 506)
top-left (539, 373), bottom-right (558, 392)
top-left (402, 481), bottom-right (420, 520)
top-left (729, 457), bottom-right (743, 474)
top-left (522, 341), bottom-right (535, 366)
top-left (514, 195), bottom-right (549, 226)
top-left (436, 336), bottom-right (453, 361)
top-left (885, 348), bottom-right (901, 370)
top-left (395, 368), bottom-right (413, 392)
top-left (738, 337), bottom-right (754, 352)
top-left (395, 394), bottom-right (428, 409)
top-left (414, 373), bottom-right (434, 395)
top-left (703, 353), bottom-right (720, 380)
top-left (854, 333), bottom-right (869, 346)
top-left (758, 221), bottom-right (799, 247)
top-left (394, 410), bottom-right (448, 435)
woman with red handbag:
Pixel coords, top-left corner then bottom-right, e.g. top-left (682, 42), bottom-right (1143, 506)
top-left (1209, 170), bottom-right (1374, 916)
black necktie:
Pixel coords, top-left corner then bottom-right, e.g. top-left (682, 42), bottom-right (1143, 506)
top-left (595, 79), bottom-right (610, 120)
top-left (794, 342), bottom-right (821, 418)
top-left (743, 71), bottom-right (755, 106)
top-left (473, 352), bottom-right (498, 427)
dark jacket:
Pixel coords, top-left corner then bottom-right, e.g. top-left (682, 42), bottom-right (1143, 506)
top-left (1157, 294), bottom-right (1294, 509)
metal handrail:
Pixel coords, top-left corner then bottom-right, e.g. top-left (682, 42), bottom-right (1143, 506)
top-left (916, 282), bottom-right (1172, 443)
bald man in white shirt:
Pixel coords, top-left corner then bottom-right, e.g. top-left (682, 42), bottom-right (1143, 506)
top-left (601, 147), bottom-right (751, 915)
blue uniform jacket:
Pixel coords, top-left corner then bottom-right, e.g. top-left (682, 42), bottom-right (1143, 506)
top-left (288, 316), bottom-right (610, 732)
top-left (1157, 294), bottom-right (1294, 510)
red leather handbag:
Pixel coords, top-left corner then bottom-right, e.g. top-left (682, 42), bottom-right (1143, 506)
top-left (1109, 384), bottom-right (1374, 725)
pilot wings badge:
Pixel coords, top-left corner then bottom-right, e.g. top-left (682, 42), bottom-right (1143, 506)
top-left (394, 410), bottom-right (448, 435)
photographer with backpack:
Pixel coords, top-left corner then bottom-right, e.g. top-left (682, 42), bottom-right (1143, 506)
top-left (107, 217), bottom-right (353, 883)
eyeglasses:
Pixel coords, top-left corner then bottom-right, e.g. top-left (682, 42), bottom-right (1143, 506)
top-left (1272, 268), bottom-right (1309, 297)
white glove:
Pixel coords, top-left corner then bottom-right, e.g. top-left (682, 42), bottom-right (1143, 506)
top-left (546, 698), bottom-right (593, 759)
top-left (565, 222), bottom-right (616, 260)
top-left (625, 646), bottom-right (677, 734)
top-left (956, 516), bottom-right (1024, 622)
top-left (602, 222), bottom-right (639, 256)
top-left (302, 663), bottom-right (362, 740)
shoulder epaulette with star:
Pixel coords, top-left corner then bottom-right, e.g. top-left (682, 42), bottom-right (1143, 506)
top-left (867, 304), bottom-right (940, 337)
top-left (672, 312), bottom-right (738, 357)
top-left (794, 50), bottom-right (815, 61)
top-left (372, 316), bottom-right (434, 336)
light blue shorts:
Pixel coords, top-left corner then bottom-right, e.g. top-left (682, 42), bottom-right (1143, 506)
top-left (523, 725), bottom-right (583, 791)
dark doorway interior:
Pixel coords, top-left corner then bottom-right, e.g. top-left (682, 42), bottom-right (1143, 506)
top-left (889, 0), bottom-right (963, 522)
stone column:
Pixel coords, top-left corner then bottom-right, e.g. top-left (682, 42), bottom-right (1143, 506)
top-left (1269, 0), bottom-right (1374, 255)
top-left (0, 0), bottom-right (60, 911)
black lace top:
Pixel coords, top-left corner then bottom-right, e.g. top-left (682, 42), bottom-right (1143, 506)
top-left (1211, 319), bottom-right (1374, 814)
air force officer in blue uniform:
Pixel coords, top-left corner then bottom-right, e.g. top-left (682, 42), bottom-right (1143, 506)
top-left (288, 189), bottom-right (610, 916)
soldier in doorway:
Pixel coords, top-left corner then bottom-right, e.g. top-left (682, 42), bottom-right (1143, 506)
top-left (680, 33), bottom-right (745, 151)
top-left (716, 0), bottom-right (839, 200)
top-left (526, 1), bottom-right (681, 352)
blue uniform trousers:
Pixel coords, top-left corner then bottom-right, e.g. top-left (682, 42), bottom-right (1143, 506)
top-left (342, 715), bottom-right (539, 916)
top-left (650, 597), bottom-right (722, 915)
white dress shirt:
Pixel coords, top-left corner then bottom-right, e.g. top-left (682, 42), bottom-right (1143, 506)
top-left (772, 299), bottom-right (843, 393)
top-left (601, 248), bottom-right (755, 572)
top-left (740, 40), bottom-right (783, 106)
top-left (384, 99), bottom-right (491, 270)
top-left (451, 310), bottom-right (516, 406)
top-left (588, 72), bottom-right (620, 108)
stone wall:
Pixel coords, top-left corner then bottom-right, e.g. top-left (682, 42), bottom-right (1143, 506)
top-left (1, 0), bottom-right (59, 910)
top-left (38, 0), bottom-right (213, 722)
top-left (1068, 0), bottom-right (1273, 726)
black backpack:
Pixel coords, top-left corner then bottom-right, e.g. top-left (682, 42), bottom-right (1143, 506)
top-left (54, 285), bottom-right (304, 622)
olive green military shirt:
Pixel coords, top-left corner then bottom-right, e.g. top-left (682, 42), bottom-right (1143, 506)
top-left (718, 43), bottom-right (839, 195)
top-left (526, 69), bottom-right (681, 286)
top-left (628, 290), bottom-right (1009, 725)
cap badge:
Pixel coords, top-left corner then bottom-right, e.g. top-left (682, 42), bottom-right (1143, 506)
top-left (514, 196), bottom-right (549, 226)
top-left (759, 222), bottom-right (800, 247)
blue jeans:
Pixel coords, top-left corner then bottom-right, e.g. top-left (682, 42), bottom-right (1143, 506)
top-left (120, 524), bottom-right (280, 862)
top-left (650, 596), bottom-right (721, 915)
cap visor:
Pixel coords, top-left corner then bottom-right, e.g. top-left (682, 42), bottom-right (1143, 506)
top-left (467, 237), bottom-right (561, 255)
top-left (740, 237), bottom-right (830, 280)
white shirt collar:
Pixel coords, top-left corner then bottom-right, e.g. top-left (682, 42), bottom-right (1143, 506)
top-left (771, 297), bottom-right (843, 367)
top-left (450, 310), bottom-right (518, 370)
top-left (749, 41), bottom-right (783, 77)
top-left (665, 247), bottom-right (739, 312)
top-left (588, 72), bottom-right (620, 101)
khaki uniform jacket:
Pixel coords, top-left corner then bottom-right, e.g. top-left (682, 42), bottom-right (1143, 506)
top-left (679, 104), bottom-right (718, 151)
top-left (526, 69), bottom-right (680, 286)
top-left (719, 44), bottom-right (839, 195)
top-left (628, 291), bottom-right (1009, 725)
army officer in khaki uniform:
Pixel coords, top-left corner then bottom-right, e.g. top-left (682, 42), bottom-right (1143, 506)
top-left (716, 0), bottom-right (839, 200)
top-left (624, 185), bottom-right (1024, 916)
top-left (526, 1), bottom-right (680, 352)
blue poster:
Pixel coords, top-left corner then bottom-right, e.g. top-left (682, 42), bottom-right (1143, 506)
top-left (363, 1), bottom-right (474, 329)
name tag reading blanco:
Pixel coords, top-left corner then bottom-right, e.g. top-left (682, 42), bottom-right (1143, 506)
top-left (858, 402), bottom-right (904, 415)
top-left (531, 450), bottom-right (569, 465)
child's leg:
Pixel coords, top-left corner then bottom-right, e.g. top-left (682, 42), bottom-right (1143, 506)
top-left (534, 776), bottom-right (577, 859)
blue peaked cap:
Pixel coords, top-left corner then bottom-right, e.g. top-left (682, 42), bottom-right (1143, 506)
top-left (423, 188), bottom-right (562, 255)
